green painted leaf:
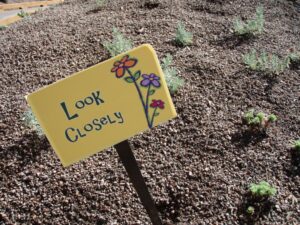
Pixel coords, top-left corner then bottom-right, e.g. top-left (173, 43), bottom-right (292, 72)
top-left (154, 112), bottom-right (160, 117)
top-left (149, 89), bottom-right (155, 95)
top-left (125, 77), bottom-right (135, 83)
top-left (133, 70), bottom-right (141, 80)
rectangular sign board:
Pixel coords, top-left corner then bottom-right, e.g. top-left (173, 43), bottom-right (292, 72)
top-left (26, 44), bottom-right (177, 167)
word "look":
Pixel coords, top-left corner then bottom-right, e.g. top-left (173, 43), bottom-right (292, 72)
top-left (60, 90), bottom-right (104, 120)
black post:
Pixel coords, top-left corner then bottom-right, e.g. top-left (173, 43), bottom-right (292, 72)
top-left (114, 140), bottom-right (163, 225)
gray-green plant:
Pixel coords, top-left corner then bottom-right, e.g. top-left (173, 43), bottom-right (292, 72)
top-left (17, 9), bottom-right (29, 18)
top-left (291, 139), bottom-right (300, 151)
top-left (0, 25), bottom-right (7, 30)
top-left (244, 109), bottom-right (277, 129)
top-left (175, 22), bottom-right (193, 46)
top-left (250, 181), bottom-right (276, 198)
top-left (95, 0), bottom-right (106, 8)
top-left (22, 108), bottom-right (43, 136)
top-left (243, 49), bottom-right (290, 75)
top-left (288, 51), bottom-right (300, 65)
top-left (246, 206), bottom-right (255, 215)
top-left (103, 28), bottom-right (133, 57)
top-left (161, 54), bottom-right (184, 93)
top-left (234, 6), bottom-right (264, 36)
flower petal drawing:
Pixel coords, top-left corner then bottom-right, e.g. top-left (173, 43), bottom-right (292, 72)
top-left (150, 99), bottom-right (165, 109)
top-left (111, 54), bottom-right (165, 128)
top-left (111, 55), bottom-right (137, 78)
top-left (140, 73), bottom-right (161, 87)
top-left (141, 79), bottom-right (151, 86)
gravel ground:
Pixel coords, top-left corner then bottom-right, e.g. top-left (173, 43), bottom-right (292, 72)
top-left (0, 0), bottom-right (299, 224)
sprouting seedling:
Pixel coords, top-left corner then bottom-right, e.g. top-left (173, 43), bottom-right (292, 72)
top-left (175, 22), bottom-right (193, 46)
top-left (161, 54), bottom-right (184, 93)
top-left (22, 108), bottom-right (44, 136)
top-left (17, 9), bottom-right (29, 18)
top-left (246, 206), bottom-right (255, 215)
top-left (244, 109), bottom-right (277, 130)
top-left (291, 139), bottom-right (300, 151)
top-left (234, 6), bottom-right (264, 36)
top-left (287, 48), bottom-right (300, 66)
top-left (0, 25), bottom-right (7, 30)
top-left (268, 114), bottom-right (277, 123)
top-left (249, 181), bottom-right (276, 198)
top-left (243, 49), bottom-right (290, 75)
top-left (95, 0), bottom-right (106, 8)
top-left (103, 28), bottom-right (133, 57)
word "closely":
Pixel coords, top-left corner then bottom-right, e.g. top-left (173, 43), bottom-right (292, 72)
top-left (65, 112), bottom-right (124, 143)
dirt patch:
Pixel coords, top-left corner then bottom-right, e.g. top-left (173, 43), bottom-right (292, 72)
top-left (0, 0), bottom-right (299, 224)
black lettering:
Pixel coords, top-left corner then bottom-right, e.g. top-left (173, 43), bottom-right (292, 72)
top-left (84, 123), bottom-right (93, 132)
top-left (92, 119), bottom-right (102, 131)
top-left (60, 102), bottom-right (78, 120)
top-left (75, 100), bottom-right (85, 109)
top-left (65, 127), bottom-right (78, 142)
top-left (100, 117), bottom-right (108, 125)
top-left (107, 115), bottom-right (116, 124)
top-left (76, 128), bottom-right (86, 137)
top-left (92, 91), bottom-right (104, 105)
top-left (84, 96), bottom-right (93, 105)
top-left (115, 112), bottom-right (124, 123)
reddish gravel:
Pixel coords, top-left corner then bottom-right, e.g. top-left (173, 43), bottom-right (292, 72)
top-left (0, 0), bottom-right (299, 224)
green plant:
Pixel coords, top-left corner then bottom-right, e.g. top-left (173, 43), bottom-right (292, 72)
top-left (243, 49), bottom-right (290, 75)
top-left (246, 206), bottom-right (255, 215)
top-left (268, 114), bottom-right (277, 122)
top-left (0, 25), bottom-right (7, 30)
top-left (250, 181), bottom-right (276, 198)
top-left (234, 6), bottom-right (264, 36)
top-left (175, 22), bottom-right (193, 46)
top-left (291, 139), bottom-right (300, 151)
top-left (161, 54), bottom-right (184, 93)
top-left (17, 9), bottom-right (29, 18)
top-left (244, 109), bottom-right (277, 130)
top-left (95, 0), bottom-right (106, 8)
top-left (103, 28), bottom-right (133, 57)
top-left (287, 50), bottom-right (300, 65)
top-left (22, 108), bottom-right (43, 136)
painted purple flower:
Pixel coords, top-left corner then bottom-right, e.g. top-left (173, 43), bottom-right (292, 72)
top-left (140, 73), bottom-right (160, 87)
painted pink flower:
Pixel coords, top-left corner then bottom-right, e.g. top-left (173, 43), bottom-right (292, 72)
top-left (111, 55), bottom-right (137, 78)
top-left (150, 99), bottom-right (165, 109)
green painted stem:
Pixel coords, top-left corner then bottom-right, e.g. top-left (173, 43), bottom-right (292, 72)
top-left (150, 108), bottom-right (158, 128)
top-left (126, 69), bottom-right (151, 128)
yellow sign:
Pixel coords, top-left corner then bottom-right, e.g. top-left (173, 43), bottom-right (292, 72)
top-left (26, 44), bottom-right (177, 167)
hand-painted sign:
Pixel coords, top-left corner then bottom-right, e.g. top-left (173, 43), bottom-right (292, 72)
top-left (26, 44), bottom-right (177, 167)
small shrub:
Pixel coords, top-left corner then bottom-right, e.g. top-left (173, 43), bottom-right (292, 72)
top-left (103, 28), bottom-right (133, 57)
top-left (175, 22), bottom-right (193, 46)
top-left (244, 109), bottom-right (277, 130)
top-left (95, 0), bottom-right (106, 8)
top-left (291, 139), bottom-right (300, 151)
top-left (243, 49), bottom-right (290, 75)
top-left (161, 54), bottom-right (184, 93)
top-left (250, 181), bottom-right (276, 198)
top-left (234, 6), bottom-right (264, 36)
top-left (0, 25), bottom-right (7, 30)
top-left (22, 108), bottom-right (44, 136)
top-left (17, 9), bottom-right (29, 18)
top-left (246, 206), bottom-right (255, 215)
top-left (287, 49), bottom-right (300, 67)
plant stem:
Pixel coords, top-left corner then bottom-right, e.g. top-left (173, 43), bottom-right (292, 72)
top-left (150, 108), bottom-right (158, 128)
top-left (145, 85), bottom-right (151, 124)
top-left (126, 69), bottom-right (151, 128)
